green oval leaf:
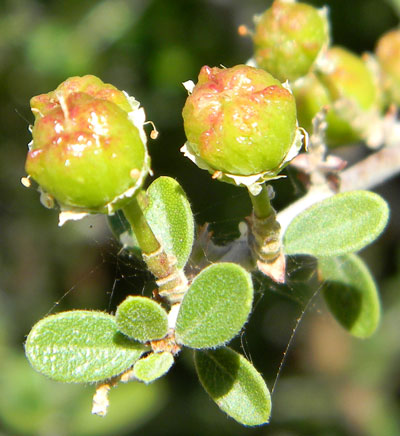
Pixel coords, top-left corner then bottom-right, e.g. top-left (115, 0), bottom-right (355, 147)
top-left (108, 177), bottom-right (194, 268)
top-left (195, 348), bottom-right (271, 426)
top-left (283, 191), bottom-right (389, 258)
top-left (133, 352), bottom-right (174, 383)
top-left (175, 263), bottom-right (253, 349)
top-left (319, 254), bottom-right (381, 338)
top-left (144, 176), bottom-right (194, 269)
top-left (116, 296), bottom-right (168, 342)
top-left (25, 311), bottom-right (147, 383)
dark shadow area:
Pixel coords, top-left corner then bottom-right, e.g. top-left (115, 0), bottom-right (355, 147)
top-left (194, 348), bottom-right (240, 399)
top-left (322, 281), bottom-right (363, 330)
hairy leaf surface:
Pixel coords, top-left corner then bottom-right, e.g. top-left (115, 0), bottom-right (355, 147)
top-left (108, 177), bottom-right (194, 268)
top-left (319, 254), bottom-right (381, 338)
top-left (133, 352), bottom-right (174, 383)
top-left (195, 348), bottom-right (271, 426)
top-left (145, 176), bottom-right (194, 268)
top-left (283, 191), bottom-right (389, 257)
top-left (175, 263), bottom-right (253, 349)
top-left (116, 296), bottom-right (168, 342)
top-left (25, 311), bottom-right (147, 383)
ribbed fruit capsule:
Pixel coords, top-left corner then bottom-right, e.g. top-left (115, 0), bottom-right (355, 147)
top-left (293, 47), bottom-right (380, 146)
top-left (182, 65), bottom-right (302, 192)
top-left (253, 0), bottom-right (329, 82)
top-left (25, 75), bottom-right (150, 219)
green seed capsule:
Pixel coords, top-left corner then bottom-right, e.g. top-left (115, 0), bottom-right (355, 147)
top-left (293, 47), bottom-right (380, 147)
top-left (25, 75), bottom-right (150, 218)
top-left (253, 0), bottom-right (329, 82)
top-left (182, 65), bottom-right (302, 191)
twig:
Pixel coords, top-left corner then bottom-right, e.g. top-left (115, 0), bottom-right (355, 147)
top-left (277, 145), bottom-right (400, 234)
top-left (340, 145), bottom-right (400, 191)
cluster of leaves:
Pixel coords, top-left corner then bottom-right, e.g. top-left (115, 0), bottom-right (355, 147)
top-left (284, 191), bottom-right (388, 338)
top-left (26, 176), bottom-right (270, 425)
top-left (25, 181), bottom-right (389, 425)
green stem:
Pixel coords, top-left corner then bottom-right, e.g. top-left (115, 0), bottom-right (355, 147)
top-left (248, 183), bottom-right (273, 219)
top-left (247, 183), bottom-right (284, 282)
top-left (122, 195), bottom-right (160, 255)
top-left (122, 196), bottom-right (188, 304)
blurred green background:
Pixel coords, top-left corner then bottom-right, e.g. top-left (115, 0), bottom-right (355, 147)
top-left (1, 0), bottom-right (400, 435)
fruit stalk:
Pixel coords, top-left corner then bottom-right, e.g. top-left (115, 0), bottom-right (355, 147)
top-left (122, 197), bottom-right (188, 304)
top-left (248, 184), bottom-right (285, 283)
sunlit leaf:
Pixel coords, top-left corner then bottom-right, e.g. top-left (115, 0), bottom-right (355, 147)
top-left (144, 176), bottom-right (194, 268)
top-left (283, 191), bottom-right (389, 257)
top-left (116, 296), bottom-right (168, 342)
top-left (319, 254), bottom-right (381, 338)
top-left (195, 347), bottom-right (271, 426)
top-left (175, 263), bottom-right (253, 349)
top-left (25, 311), bottom-right (147, 383)
top-left (133, 352), bottom-right (174, 383)
top-left (108, 177), bottom-right (194, 268)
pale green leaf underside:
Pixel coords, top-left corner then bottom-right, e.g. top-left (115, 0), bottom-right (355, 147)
top-left (133, 352), bottom-right (174, 383)
top-left (195, 348), bottom-right (271, 426)
top-left (25, 311), bottom-right (147, 383)
top-left (319, 254), bottom-right (381, 338)
top-left (145, 176), bottom-right (194, 269)
top-left (283, 190), bottom-right (389, 257)
top-left (175, 263), bottom-right (253, 349)
top-left (116, 296), bottom-right (168, 342)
